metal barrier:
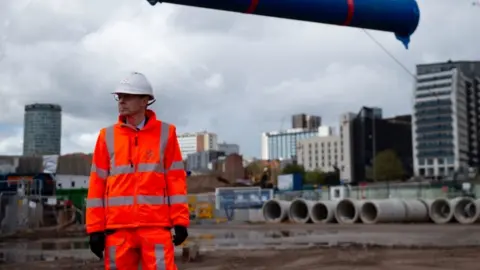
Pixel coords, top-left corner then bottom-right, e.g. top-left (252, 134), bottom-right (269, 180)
top-left (0, 194), bottom-right (48, 234)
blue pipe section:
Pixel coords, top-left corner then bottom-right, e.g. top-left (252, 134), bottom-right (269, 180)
top-left (161, 0), bottom-right (420, 48)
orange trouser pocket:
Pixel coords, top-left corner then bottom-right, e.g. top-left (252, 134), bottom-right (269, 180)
top-left (104, 229), bottom-right (140, 270)
top-left (138, 227), bottom-right (177, 270)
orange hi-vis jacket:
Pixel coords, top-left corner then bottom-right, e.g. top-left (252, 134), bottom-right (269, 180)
top-left (85, 110), bottom-right (189, 234)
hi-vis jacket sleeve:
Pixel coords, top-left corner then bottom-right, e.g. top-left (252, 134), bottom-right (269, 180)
top-left (85, 129), bottom-right (109, 234)
top-left (164, 125), bottom-right (190, 227)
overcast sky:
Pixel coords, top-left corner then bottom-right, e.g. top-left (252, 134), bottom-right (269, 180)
top-left (0, 0), bottom-right (478, 158)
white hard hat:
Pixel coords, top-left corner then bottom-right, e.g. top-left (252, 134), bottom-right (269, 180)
top-left (113, 72), bottom-right (155, 102)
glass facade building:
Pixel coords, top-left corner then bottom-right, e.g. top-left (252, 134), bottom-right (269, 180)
top-left (412, 61), bottom-right (480, 178)
top-left (261, 128), bottom-right (319, 160)
top-left (23, 103), bottom-right (62, 156)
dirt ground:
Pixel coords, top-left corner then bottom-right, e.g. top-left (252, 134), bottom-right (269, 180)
top-left (2, 223), bottom-right (480, 269)
top-left (3, 247), bottom-right (480, 270)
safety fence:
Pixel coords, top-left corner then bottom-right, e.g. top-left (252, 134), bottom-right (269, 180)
top-left (188, 188), bottom-right (274, 224)
top-left (2, 182), bottom-right (478, 234)
top-left (275, 182), bottom-right (478, 201)
top-left (0, 194), bottom-right (77, 235)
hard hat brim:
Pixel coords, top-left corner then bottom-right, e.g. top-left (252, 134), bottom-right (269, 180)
top-left (112, 88), bottom-right (154, 100)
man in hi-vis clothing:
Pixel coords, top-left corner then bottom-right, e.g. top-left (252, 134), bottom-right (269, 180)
top-left (86, 72), bottom-right (189, 270)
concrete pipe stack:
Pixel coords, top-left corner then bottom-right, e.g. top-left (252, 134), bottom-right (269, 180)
top-left (288, 198), bottom-right (315, 223)
top-left (309, 200), bottom-right (338, 223)
top-left (335, 198), bottom-right (365, 224)
top-left (262, 197), bottom-right (480, 225)
top-left (262, 199), bottom-right (291, 223)
top-left (358, 199), bottom-right (429, 224)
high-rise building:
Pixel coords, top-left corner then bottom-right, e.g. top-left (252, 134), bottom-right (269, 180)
top-left (412, 60), bottom-right (480, 178)
top-left (23, 103), bottom-right (62, 156)
top-left (296, 132), bottom-right (341, 172)
top-left (177, 131), bottom-right (218, 159)
top-left (218, 142), bottom-right (240, 155)
top-left (291, 114), bottom-right (321, 129)
top-left (186, 150), bottom-right (225, 171)
top-left (339, 112), bottom-right (356, 182)
top-left (261, 128), bottom-right (319, 160)
top-left (340, 107), bottom-right (412, 183)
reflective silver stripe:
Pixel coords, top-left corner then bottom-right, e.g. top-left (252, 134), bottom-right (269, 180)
top-left (137, 195), bottom-right (168, 205)
top-left (86, 198), bottom-right (104, 208)
top-left (105, 125), bottom-right (115, 171)
top-left (154, 244), bottom-right (166, 270)
top-left (159, 122), bottom-right (170, 169)
top-left (108, 246), bottom-right (117, 269)
top-left (109, 163), bottom-right (165, 176)
top-left (168, 161), bottom-right (184, 171)
top-left (108, 196), bottom-right (134, 206)
top-left (91, 164), bottom-right (108, 179)
top-left (93, 195), bottom-right (187, 206)
top-left (110, 165), bottom-right (134, 175)
top-left (107, 242), bottom-right (165, 269)
top-left (169, 195), bottom-right (187, 204)
top-left (103, 124), bottom-right (172, 176)
top-left (138, 163), bottom-right (161, 172)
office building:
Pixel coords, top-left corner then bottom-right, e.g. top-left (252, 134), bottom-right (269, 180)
top-left (350, 107), bottom-right (412, 183)
top-left (296, 130), bottom-right (341, 172)
top-left (218, 142), bottom-right (240, 155)
top-left (412, 60), bottom-right (480, 178)
top-left (23, 103), bottom-right (62, 156)
top-left (291, 114), bottom-right (322, 129)
top-left (261, 128), bottom-right (320, 160)
top-left (186, 150), bottom-right (225, 171)
top-left (177, 131), bottom-right (218, 159)
top-left (339, 112), bottom-right (356, 182)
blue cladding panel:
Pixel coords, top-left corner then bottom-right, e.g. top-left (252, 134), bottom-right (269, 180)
top-left (216, 188), bottom-right (274, 210)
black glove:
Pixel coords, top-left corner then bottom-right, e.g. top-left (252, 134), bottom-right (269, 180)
top-left (172, 226), bottom-right (188, 246)
top-left (89, 232), bottom-right (105, 259)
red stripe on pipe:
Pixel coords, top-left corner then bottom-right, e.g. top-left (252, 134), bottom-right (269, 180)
top-left (344, 0), bottom-right (354, 25)
top-left (246, 0), bottom-right (259, 13)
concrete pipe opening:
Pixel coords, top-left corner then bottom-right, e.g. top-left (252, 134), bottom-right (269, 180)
top-left (310, 201), bottom-right (337, 223)
top-left (360, 201), bottom-right (378, 224)
top-left (262, 199), bottom-right (290, 223)
top-left (430, 198), bottom-right (453, 224)
top-left (311, 203), bottom-right (328, 222)
top-left (335, 199), bottom-right (360, 224)
top-left (453, 197), bottom-right (477, 224)
top-left (289, 199), bottom-right (312, 224)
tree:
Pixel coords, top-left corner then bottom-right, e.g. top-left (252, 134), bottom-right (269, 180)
top-left (245, 161), bottom-right (264, 179)
top-left (373, 149), bottom-right (405, 181)
top-left (281, 164), bottom-right (305, 175)
top-left (304, 170), bottom-right (325, 185)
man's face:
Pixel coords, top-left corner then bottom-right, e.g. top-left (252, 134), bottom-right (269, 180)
top-left (115, 93), bottom-right (149, 116)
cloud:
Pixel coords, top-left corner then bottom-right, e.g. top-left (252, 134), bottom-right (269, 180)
top-left (0, 0), bottom-right (478, 157)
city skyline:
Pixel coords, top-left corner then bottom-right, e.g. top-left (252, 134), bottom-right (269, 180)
top-left (0, 0), bottom-right (478, 158)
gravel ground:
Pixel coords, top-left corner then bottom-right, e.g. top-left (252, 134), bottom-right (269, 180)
top-left (2, 223), bottom-right (480, 269)
top-left (2, 247), bottom-right (480, 270)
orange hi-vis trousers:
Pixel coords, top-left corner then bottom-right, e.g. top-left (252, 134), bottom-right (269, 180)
top-left (105, 227), bottom-right (177, 270)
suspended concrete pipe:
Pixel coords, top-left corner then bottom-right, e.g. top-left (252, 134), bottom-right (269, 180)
top-left (359, 199), bottom-right (407, 224)
top-left (289, 198), bottom-right (315, 224)
top-left (429, 198), bottom-right (454, 224)
top-left (310, 200), bottom-right (338, 224)
top-left (335, 198), bottom-right (364, 224)
top-left (262, 199), bottom-right (291, 223)
top-left (452, 197), bottom-right (478, 224)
